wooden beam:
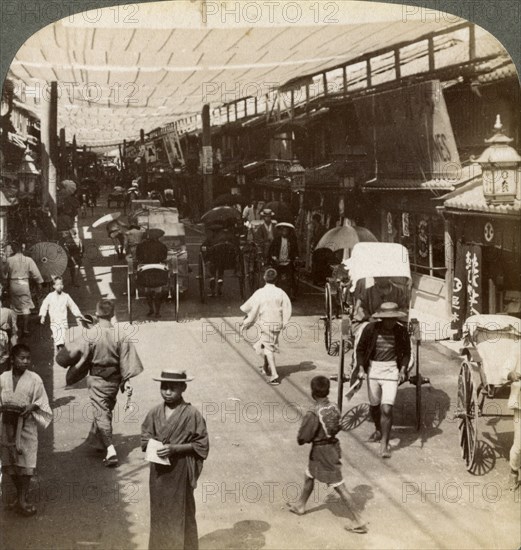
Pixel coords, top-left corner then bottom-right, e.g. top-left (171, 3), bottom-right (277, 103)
top-left (140, 128), bottom-right (148, 191)
top-left (342, 66), bottom-right (347, 95)
top-left (469, 23), bottom-right (476, 60)
top-left (41, 81), bottom-right (58, 238)
top-left (366, 59), bottom-right (372, 88)
top-left (323, 72), bottom-right (328, 96)
top-left (394, 49), bottom-right (401, 79)
top-left (428, 36), bottom-right (435, 72)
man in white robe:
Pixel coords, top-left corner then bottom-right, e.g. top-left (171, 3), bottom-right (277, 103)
top-left (0, 344), bottom-right (52, 516)
top-left (240, 268), bottom-right (292, 385)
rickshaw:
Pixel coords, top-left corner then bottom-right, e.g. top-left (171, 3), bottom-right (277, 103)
top-left (198, 206), bottom-right (245, 303)
top-left (107, 185), bottom-right (126, 209)
top-left (127, 206), bottom-right (188, 322)
top-left (457, 314), bottom-right (520, 472)
top-left (325, 242), bottom-right (428, 429)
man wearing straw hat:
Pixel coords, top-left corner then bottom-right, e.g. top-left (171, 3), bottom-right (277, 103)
top-left (141, 369), bottom-right (209, 550)
top-left (355, 302), bottom-right (411, 459)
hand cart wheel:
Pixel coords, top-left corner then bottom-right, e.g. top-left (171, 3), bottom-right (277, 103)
top-left (324, 282), bottom-right (335, 355)
top-left (198, 251), bottom-right (207, 304)
top-left (457, 360), bottom-right (479, 471)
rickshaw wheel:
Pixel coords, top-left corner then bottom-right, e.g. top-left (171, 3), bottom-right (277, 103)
top-left (172, 273), bottom-right (179, 322)
top-left (457, 361), bottom-right (479, 471)
top-left (324, 283), bottom-right (335, 355)
top-left (198, 252), bottom-right (206, 304)
top-left (237, 251), bottom-right (245, 300)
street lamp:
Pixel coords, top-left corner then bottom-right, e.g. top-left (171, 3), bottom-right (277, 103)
top-left (289, 159), bottom-right (305, 193)
top-left (475, 114), bottom-right (521, 204)
top-left (19, 151), bottom-right (40, 195)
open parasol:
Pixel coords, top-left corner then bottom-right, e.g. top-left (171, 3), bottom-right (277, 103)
top-left (92, 212), bottom-right (122, 228)
top-left (316, 225), bottom-right (377, 260)
top-left (201, 206), bottom-right (242, 225)
top-left (27, 242), bottom-right (68, 282)
top-left (264, 201), bottom-right (292, 223)
top-left (212, 193), bottom-right (244, 208)
top-left (60, 179), bottom-right (77, 195)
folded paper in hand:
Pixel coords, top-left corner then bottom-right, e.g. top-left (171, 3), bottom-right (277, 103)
top-left (145, 439), bottom-right (171, 465)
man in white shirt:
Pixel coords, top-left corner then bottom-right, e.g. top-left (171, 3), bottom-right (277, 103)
top-left (39, 276), bottom-right (83, 350)
top-left (242, 201), bottom-right (259, 223)
top-left (240, 268), bottom-right (292, 385)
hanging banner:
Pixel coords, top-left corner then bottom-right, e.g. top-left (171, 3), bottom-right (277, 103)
top-left (451, 243), bottom-right (483, 335)
top-left (353, 80), bottom-right (460, 181)
top-left (202, 145), bottom-right (213, 174)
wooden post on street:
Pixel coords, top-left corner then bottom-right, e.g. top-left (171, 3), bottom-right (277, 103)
top-left (59, 127), bottom-right (66, 180)
top-left (40, 80), bottom-right (58, 238)
top-left (140, 129), bottom-right (148, 192)
top-left (201, 104), bottom-right (213, 211)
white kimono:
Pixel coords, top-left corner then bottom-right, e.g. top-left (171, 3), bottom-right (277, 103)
top-left (39, 291), bottom-right (82, 346)
top-left (240, 283), bottom-right (292, 353)
top-left (0, 369), bottom-right (52, 473)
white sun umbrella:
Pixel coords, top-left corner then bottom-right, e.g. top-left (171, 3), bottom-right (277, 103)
top-left (92, 212), bottom-right (122, 228)
top-left (60, 179), bottom-right (77, 195)
top-left (344, 242), bottom-right (411, 291)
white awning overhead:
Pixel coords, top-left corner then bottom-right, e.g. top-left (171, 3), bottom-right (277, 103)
top-left (6, 1), bottom-right (504, 146)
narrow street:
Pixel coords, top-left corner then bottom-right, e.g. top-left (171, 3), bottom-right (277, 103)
top-left (1, 195), bottom-right (519, 550)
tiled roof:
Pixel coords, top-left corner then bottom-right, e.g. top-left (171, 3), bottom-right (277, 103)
top-left (363, 164), bottom-right (481, 191)
top-left (443, 178), bottom-right (521, 215)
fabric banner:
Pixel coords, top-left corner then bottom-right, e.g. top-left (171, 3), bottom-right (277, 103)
top-left (451, 243), bottom-right (483, 334)
top-left (353, 80), bottom-right (460, 180)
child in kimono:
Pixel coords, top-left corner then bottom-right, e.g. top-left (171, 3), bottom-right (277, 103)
top-left (141, 369), bottom-right (209, 550)
top-left (288, 376), bottom-right (367, 534)
top-left (0, 344), bottom-right (52, 516)
top-left (39, 276), bottom-right (83, 351)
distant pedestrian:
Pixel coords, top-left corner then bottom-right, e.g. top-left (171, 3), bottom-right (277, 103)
top-left (0, 344), bottom-right (52, 517)
top-left (0, 284), bottom-right (18, 374)
top-left (355, 302), bottom-right (411, 458)
top-left (242, 200), bottom-right (259, 223)
top-left (5, 242), bottom-right (43, 337)
top-left (240, 268), bottom-right (291, 386)
top-left (287, 375), bottom-right (367, 534)
top-left (141, 369), bottom-right (209, 550)
top-left (39, 276), bottom-right (83, 351)
top-left (310, 213), bottom-right (326, 251)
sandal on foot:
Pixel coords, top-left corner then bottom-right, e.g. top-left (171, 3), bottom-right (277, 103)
top-left (286, 502), bottom-right (305, 516)
top-left (380, 448), bottom-right (391, 459)
top-left (368, 431), bottom-right (382, 442)
top-left (268, 378), bottom-right (281, 386)
top-left (345, 524), bottom-right (368, 534)
top-left (16, 504), bottom-right (37, 517)
top-left (5, 500), bottom-right (19, 511)
top-left (103, 455), bottom-right (119, 467)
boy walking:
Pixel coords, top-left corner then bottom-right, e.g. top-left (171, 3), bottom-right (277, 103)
top-left (288, 375), bottom-right (367, 534)
top-left (141, 369), bottom-right (209, 550)
top-left (39, 276), bottom-right (83, 351)
top-left (240, 268), bottom-right (291, 386)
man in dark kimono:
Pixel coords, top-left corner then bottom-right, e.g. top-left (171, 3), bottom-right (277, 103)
top-left (58, 299), bottom-right (143, 466)
top-left (141, 369), bottom-right (209, 550)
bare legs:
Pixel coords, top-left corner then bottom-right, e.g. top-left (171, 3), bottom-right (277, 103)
top-left (288, 477), bottom-right (367, 533)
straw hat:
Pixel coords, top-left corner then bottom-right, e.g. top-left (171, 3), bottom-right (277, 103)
top-left (371, 302), bottom-right (407, 319)
top-left (153, 369), bottom-right (194, 382)
top-left (276, 222), bottom-right (295, 230)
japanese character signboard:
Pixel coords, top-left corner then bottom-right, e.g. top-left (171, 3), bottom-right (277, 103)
top-left (451, 243), bottom-right (483, 335)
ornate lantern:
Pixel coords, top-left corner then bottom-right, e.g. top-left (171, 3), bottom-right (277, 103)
top-left (19, 151), bottom-right (40, 195)
top-left (475, 115), bottom-right (521, 204)
top-left (288, 160), bottom-right (305, 193)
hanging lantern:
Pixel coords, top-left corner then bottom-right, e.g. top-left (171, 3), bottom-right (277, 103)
top-left (18, 151), bottom-right (40, 194)
top-left (289, 159), bottom-right (305, 193)
top-left (475, 115), bottom-right (521, 204)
